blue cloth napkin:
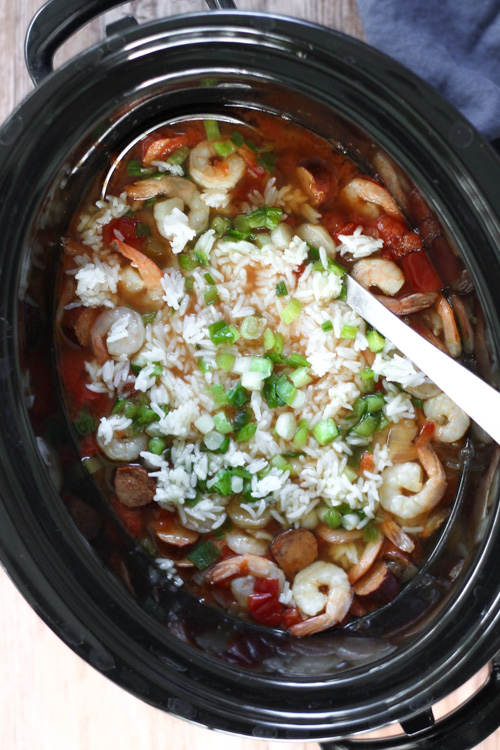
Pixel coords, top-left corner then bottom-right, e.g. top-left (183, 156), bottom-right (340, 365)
top-left (357, 0), bottom-right (500, 141)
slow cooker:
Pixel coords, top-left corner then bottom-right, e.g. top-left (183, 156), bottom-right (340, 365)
top-left (1, 0), bottom-right (500, 748)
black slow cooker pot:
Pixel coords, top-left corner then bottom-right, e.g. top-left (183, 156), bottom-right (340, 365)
top-left (1, 1), bottom-right (500, 747)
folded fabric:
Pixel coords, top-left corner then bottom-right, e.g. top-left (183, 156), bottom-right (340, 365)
top-left (357, 0), bottom-right (500, 141)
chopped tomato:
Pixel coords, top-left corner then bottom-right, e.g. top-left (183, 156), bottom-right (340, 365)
top-left (283, 607), bottom-right (302, 628)
top-left (102, 216), bottom-right (144, 251)
top-left (372, 215), bottom-right (422, 258)
top-left (59, 348), bottom-right (88, 391)
top-left (248, 578), bottom-right (283, 627)
top-left (401, 250), bottom-right (442, 292)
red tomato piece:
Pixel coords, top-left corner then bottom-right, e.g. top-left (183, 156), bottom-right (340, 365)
top-left (401, 250), bottom-right (442, 293)
top-left (428, 235), bottom-right (463, 286)
top-left (374, 215), bottom-right (422, 258)
top-left (248, 578), bottom-right (283, 626)
top-left (283, 607), bottom-right (302, 628)
top-left (102, 217), bottom-right (144, 251)
top-left (79, 434), bottom-right (100, 457)
top-left (359, 451), bottom-right (374, 474)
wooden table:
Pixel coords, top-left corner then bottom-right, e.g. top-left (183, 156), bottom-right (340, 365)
top-left (0, 2), bottom-right (497, 748)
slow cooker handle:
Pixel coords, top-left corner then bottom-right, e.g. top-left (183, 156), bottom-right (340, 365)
top-left (24, 0), bottom-right (237, 85)
top-left (320, 656), bottom-right (500, 750)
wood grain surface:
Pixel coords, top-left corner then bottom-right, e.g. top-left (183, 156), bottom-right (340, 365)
top-left (0, 2), bottom-right (497, 749)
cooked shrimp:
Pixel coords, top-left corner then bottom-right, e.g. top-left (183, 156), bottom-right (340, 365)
top-left (316, 524), bottom-right (363, 544)
top-left (126, 176), bottom-right (209, 233)
top-left (380, 517), bottom-right (415, 553)
top-left (112, 238), bottom-right (163, 293)
top-left (347, 538), bottom-right (383, 584)
top-left (97, 428), bottom-right (148, 462)
top-left (289, 561), bottom-right (352, 636)
top-left (373, 152), bottom-right (410, 213)
top-left (91, 307), bottom-right (146, 363)
top-left (449, 292), bottom-right (474, 354)
top-left (405, 382), bottom-right (441, 400)
top-left (435, 293), bottom-right (462, 358)
top-left (352, 258), bottom-right (405, 296)
top-left (379, 424), bottom-right (446, 519)
top-left (376, 292), bottom-right (438, 315)
top-left (225, 529), bottom-right (269, 556)
top-left (296, 223), bottom-right (337, 256)
top-left (423, 393), bottom-right (470, 443)
top-left (206, 554), bottom-right (286, 587)
top-left (189, 139), bottom-right (246, 190)
top-left (342, 177), bottom-right (404, 220)
top-left (410, 320), bottom-right (448, 354)
top-left (227, 497), bottom-right (271, 530)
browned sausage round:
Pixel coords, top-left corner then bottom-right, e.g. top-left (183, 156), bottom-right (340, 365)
top-left (270, 528), bottom-right (318, 577)
top-left (115, 465), bottom-right (156, 508)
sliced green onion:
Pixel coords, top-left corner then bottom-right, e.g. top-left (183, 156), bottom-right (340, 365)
top-left (234, 214), bottom-right (251, 233)
top-left (274, 332), bottom-right (284, 355)
top-left (276, 375), bottom-right (297, 407)
top-left (83, 456), bottom-right (101, 475)
top-left (338, 281), bottom-right (347, 301)
top-left (276, 281), bottom-right (288, 297)
top-left (411, 396), bottom-right (424, 410)
top-left (195, 413), bottom-right (215, 434)
top-left (111, 398), bottom-right (125, 415)
top-left (206, 434), bottom-right (230, 454)
top-left (136, 223), bottom-right (151, 238)
top-left (363, 522), bottom-right (379, 542)
top-left (287, 353), bottom-right (311, 369)
top-left (343, 466), bottom-right (358, 483)
top-left (184, 277), bottom-right (194, 292)
top-left (263, 328), bottom-right (276, 352)
top-left (209, 320), bottom-right (239, 345)
top-left (204, 119), bottom-right (221, 141)
top-left (168, 146), bottom-right (190, 165)
top-left (204, 272), bottom-right (216, 286)
top-left (136, 405), bottom-right (160, 425)
top-left (262, 374), bottom-right (286, 408)
top-left (342, 513), bottom-right (360, 531)
top-left (195, 250), bottom-right (209, 267)
top-left (151, 363), bottom-right (163, 377)
top-left (178, 253), bottom-right (197, 271)
top-left (340, 324), bottom-right (358, 339)
top-left (216, 353), bottom-right (235, 371)
top-left (289, 367), bottom-right (313, 388)
top-left (197, 358), bottom-right (210, 375)
top-left (213, 411), bottom-right (233, 434)
top-left (240, 315), bottom-right (264, 340)
top-left (226, 383), bottom-right (250, 407)
top-left (126, 159), bottom-right (154, 177)
top-left (235, 422), bottom-right (257, 443)
top-left (241, 371), bottom-right (266, 391)
top-left (321, 320), bottom-right (333, 332)
top-left (187, 540), bottom-right (221, 570)
top-left (270, 455), bottom-right (292, 473)
top-left (365, 394), bottom-right (385, 413)
top-left (367, 329), bottom-right (386, 352)
top-left (312, 419), bottom-right (338, 445)
top-left (211, 215), bottom-right (231, 236)
top-left (233, 407), bottom-right (253, 432)
top-left (359, 367), bottom-right (375, 393)
top-left (247, 206), bottom-right (282, 230)
top-left (275, 412), bottom-right (297, 440)
top-left (213, 139), bottom-right (236, 158)
top-left (257, 152), bottom-right (277, 172)
top-left (209, 384), bottom-right (227, 407)
top-left (245, 138), bottom-right (259, 152)
top-left (293, 419), bottom-right (309, 449)
top-left (347, 446), bottom-right (365, 469)
top-left (324, 508), bottom-right (342, 529)
top-left (203, 430), bottom-right (225, 450)
top-left (353, 413), bottom-right (379, 437)
top-left (313, 258), bottom-right (347, 276)
top-left (230, 131), bottom-right (244, 148)
top-left (280, 298), bottom-right (303, 325)
top-left (148, 437), bottom-right (167, 455)
top-left (123, 401), bottom-right (139, 419)
top-left (290, 389), bottom-right (306, 410)
top-left (204, 287), bottom-right (220, 306)
top-left (74, 409), bottom-right (97, 436)
top-left (143, 312), bottom-right (157, 325)
top-left (307, 244), bottom-right (320, 262)
top-left (378, 413), bottom-right (389, 432)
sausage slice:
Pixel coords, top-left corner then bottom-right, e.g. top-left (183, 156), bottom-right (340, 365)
top-left (115, 465), bottom-right (156, 508)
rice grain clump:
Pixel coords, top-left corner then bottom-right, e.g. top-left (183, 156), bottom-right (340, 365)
top-left (58, 114), bottom-right (469, 635)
